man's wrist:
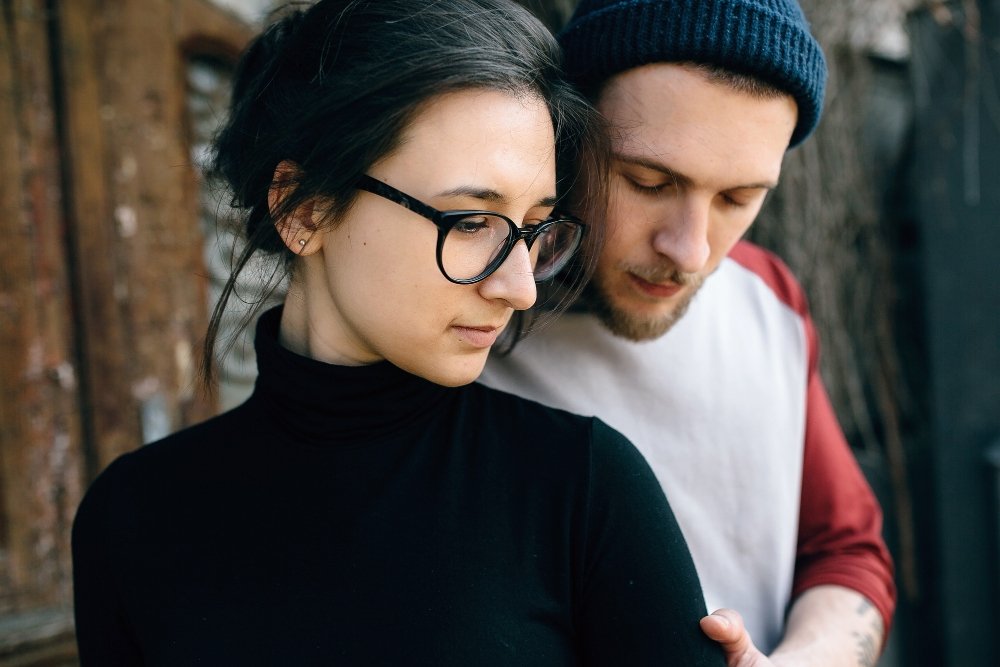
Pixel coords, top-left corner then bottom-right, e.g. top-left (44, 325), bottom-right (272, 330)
top-left (769, 586), bottom-right (885, 667)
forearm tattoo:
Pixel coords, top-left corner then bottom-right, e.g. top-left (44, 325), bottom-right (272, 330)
top-left (852, 598), bottom-right (882, 667)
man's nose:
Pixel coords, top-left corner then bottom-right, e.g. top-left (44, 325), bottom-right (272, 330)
top-left (650, 198), bottom-right (711, 275)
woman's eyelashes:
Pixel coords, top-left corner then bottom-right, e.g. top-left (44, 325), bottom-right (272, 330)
top-left (531, 209), bottom-right (558, 225)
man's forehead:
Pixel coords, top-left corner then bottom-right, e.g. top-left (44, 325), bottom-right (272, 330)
top-left (596, 65), bottom-right (715, 150)
top-left (595, 63), bottom-right (796, 185)
top-left (596, 65), bottom-right (673, 120)
top-left (598, 97), bottom-right (710, 171)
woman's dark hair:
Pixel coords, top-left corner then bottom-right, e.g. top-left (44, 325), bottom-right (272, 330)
top-left (204, 0), bottom-right (608, 384)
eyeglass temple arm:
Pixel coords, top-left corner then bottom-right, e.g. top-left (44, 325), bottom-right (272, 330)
top-left (356, 175), bottom-right (441, 222)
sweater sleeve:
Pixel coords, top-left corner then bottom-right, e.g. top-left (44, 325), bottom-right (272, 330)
top-left (575, 419), bottom-right (726, 666)
top-left (730, 240), bottom-right (897, 635)
top-left (72, 457), bottom-right (144, 666)
top-left (793, 332), bottom-right (898, 634)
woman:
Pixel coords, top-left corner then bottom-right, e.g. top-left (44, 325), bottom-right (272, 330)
top-left (72, 1), bottom-right (726, 664)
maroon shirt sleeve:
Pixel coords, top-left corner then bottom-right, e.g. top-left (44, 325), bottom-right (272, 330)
top-left (730, 241), bottom-right (897, 637)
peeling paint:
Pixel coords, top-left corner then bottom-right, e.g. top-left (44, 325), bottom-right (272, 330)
top-left (25, 340), bottom-right (44, 379)
top-left (49, 362), bottom-right (76, 390)
top-left (50, 431), bottom-right (70, 470)
top-left (140, 392), bottom-right (171, 444)
top-left (115, 205), bottom-right (137, 237)
top-left (119, 154), bottom-right (137, 179)
top-left (131, 376), bottom-right (160, 400)
top-left (175, 338), bottom-right (194, 400)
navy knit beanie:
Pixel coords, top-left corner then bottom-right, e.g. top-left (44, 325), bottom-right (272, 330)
top-left (559, 0), bottom-right (827, 147)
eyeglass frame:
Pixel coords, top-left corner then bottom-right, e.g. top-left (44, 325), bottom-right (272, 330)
top-left (356, 174), bottom-right (585, 285)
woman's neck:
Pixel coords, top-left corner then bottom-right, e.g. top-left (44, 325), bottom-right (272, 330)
top-left (278, 277), bottom-right (381, 367)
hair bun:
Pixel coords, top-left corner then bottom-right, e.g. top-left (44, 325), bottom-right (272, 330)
top-left (259, 9), bottom-right (306, 61)
top-left (229, 9), bottom-right (305, 104)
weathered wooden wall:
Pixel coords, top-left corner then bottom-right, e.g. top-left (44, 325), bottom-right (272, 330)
top-left (58, 0), bottom-right (234, 473)
top-left (0, 0), bottom-right (253, 663)
top-left (0, 0), bottom-right (83, 660)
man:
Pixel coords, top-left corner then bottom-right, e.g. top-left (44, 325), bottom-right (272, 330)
top-left (484, 1), bottom-right (897, 665)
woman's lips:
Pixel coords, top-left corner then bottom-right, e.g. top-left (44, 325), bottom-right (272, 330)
top-left (452, 325), bottom-right (501, 348)
top-left (628, 272), bottom-right (683, 298)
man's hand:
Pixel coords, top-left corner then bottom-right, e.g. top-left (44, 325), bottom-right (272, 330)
top-left (700, 609), bottom-right (774, 667)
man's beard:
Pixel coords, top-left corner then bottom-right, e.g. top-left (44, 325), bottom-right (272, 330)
top-left (582, 265), bottom-right (704, 341)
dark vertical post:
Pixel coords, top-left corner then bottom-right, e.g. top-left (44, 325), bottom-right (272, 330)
top-left (908, 1), bottom-right (1000, 664)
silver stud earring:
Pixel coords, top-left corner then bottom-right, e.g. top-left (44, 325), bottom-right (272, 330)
top-left (298, 239), bottom-right (307, 247)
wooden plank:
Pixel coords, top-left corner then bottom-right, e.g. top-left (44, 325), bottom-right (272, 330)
top-left (94, 0), bottom-right (210, 441)
top-left (0, 607), bottom-right (75, 660)
top-left (0, 0), bottom-right (251, 660)
top-left (0, 0), bottom-right (84, 616)
top-left (178, 0), bottom-right (256, 60)
top-left (57, 0), bottom-right (217, 472)
top-left (56, 0), bottom-right (141, 471)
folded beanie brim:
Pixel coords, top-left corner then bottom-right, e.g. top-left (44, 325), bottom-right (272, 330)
top-left (559, 0), bottom-right (827, 147)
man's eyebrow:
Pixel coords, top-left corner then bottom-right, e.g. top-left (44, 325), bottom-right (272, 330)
top-left (614, 153), bottom-right (688, 185)
top-left (436, 186), bottom-right (559, 208)
top-left (614, 153), bottom-right (778, 190)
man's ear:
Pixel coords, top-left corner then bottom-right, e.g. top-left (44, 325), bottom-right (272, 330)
top-left (269, 160), bottom-right (321, 255)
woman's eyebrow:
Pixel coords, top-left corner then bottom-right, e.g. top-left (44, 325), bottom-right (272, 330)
top-left (436, 185), bottom-right (558, 208)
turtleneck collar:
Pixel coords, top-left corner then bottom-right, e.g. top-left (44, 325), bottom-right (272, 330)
top-left (247, 306), bottom-right (454, 445)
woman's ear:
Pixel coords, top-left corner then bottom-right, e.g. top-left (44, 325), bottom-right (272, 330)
top-left (269, 160), bottom-right (322, 255)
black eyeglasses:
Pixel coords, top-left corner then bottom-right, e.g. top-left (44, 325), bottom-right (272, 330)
top-left (356, 175), bottom-right (585, 284)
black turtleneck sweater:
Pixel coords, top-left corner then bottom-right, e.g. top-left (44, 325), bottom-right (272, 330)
top-left (72, 307), bottom-right (725, 666)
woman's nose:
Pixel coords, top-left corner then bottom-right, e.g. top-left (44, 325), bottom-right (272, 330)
top-left (477, 240), bottom-right (537, 310)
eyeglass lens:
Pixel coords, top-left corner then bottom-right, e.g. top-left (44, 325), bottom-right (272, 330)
top-left (531, 221), bottom-right (582, 279)
top-left (440, 214), bottom-right (580, 282)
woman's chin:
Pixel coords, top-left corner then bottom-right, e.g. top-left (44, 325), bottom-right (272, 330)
top-left (401, 353), bottom-right (489, 388)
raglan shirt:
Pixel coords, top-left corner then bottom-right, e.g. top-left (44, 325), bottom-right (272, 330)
top-left (480, 240), bottom-right (896, 652)
top-left (72, 307), bottom-right (726, 666)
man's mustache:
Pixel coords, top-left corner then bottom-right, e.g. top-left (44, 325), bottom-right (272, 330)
top-left (623, 263), bottom-right (702, 288)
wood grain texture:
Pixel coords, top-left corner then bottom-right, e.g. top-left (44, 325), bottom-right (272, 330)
top-left (1, 0), bottom-right (253, 662)
top-left (0, 0), bottom-right (84, 620)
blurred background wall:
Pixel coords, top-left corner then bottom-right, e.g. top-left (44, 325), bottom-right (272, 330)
top-left (0, 1), bottom-right (996, 665)
top-left (0, 0), bottom-right (263, 662)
